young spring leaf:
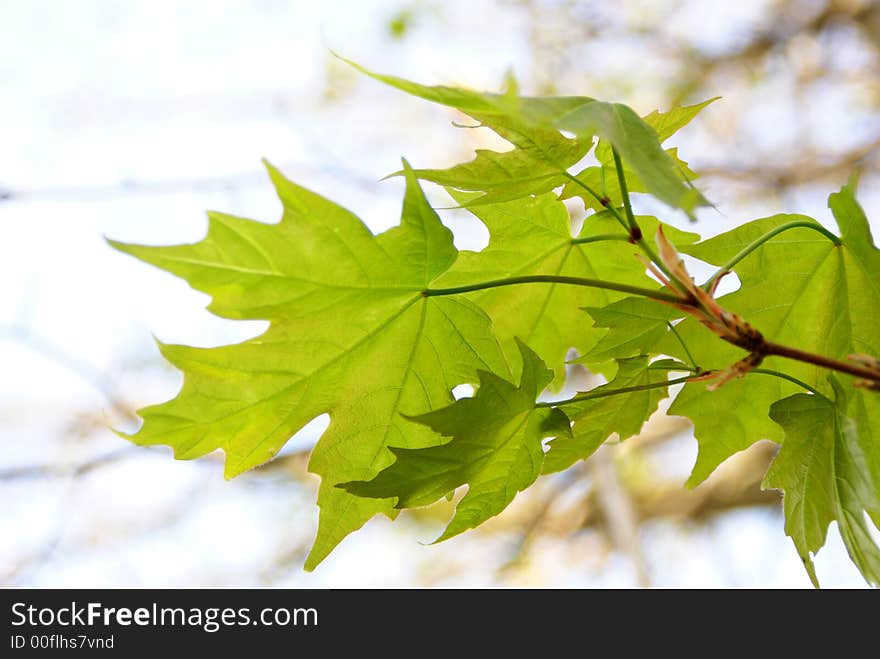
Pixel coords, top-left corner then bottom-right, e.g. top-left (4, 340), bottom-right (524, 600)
top-left (401, 115), bottom-right (592, 206)
top-left (665, 376), bottom-right (794, 487)
top-left (542, 356), bottom-right (675, 473)
top-left (664, 182), bottom-right (880, 490)
top-left (577, 296), bottom-right (684, 365)
top-left (109, 161), bottom-right (508, 570)
top-left (640, 98), bottom-right (721, 141)
top-left (559, 149), bottom-right (696, 214)
top-left (764, 380), bottom-right (880, 587)
top-left (433, 193), bottom-right (697, 386)
top-left (342, 340), bottom-right (571, 542)
top-left (560, 98), bottom-right (716, 213)
top-left (647, 216), bottom-right (827, 484)
top-left (343, 57), bottom-right (708, 215)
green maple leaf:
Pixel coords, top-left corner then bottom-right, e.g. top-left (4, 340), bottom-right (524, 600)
top-left (402, 115), bottom-right (592, 207)
top-left (577, 296), bottom-right (683, 365)
top-left (542, 356), bottom-right (675, 473)
top-left (432, 193), bottom-right (698, 387)
top-left (645, 181), bottom-right (880, 493)
top-left (764, 380), bottom-right (880, 587)
top-left (558, 148), bottom-right (696, 214)
top-left (560, 98), bottom-right (716, 213)
top-left (639, 98), bottom-right (720, 141)
top-left (109, 161), bottom-right (508, 570)
top-left (666, 376), bottom-right (795, 487)
top-left (342, 340), bottom-right (570, 541)
top-left (343, 57), bottom-right (707, 215)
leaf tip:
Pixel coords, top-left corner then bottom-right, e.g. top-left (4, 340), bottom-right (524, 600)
top-left (683, 472), bottom-right (705, 490)
top-left (846, 170), bottom-right (861, 192)
top-left (430, 527), bottom-right (459, 545)
top-left (330, 51), bottom-right (365, 75)
top-left (151, 333), bottom-right (172, 354)
top-left (107, 424), bottom-right (135, 442)
top-left (684, 449), bottom-right (716, 490)
top-left (105, 236), bottom-right (138, 257)
top-left (398, 158), bottom-right (424, 194)
top-left (828, 172), bottom-right (862, 208)
top-left (379, 169), bottom-right (404, 182)
top-left (801, 553), bottom-right (820, 589)
top-left (260, 157), bottom-right (282, 179)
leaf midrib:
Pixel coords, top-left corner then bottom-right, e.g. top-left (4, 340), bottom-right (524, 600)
top-left (142, 254), bottom-right (421, 292)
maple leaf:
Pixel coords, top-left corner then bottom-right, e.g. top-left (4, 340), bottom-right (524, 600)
top-left (577, 296), bottom-right (683, 365)
top-left (343, 340), bottom-right (570, 541)
top-left (660, 180), bottom-right (880, 490)
top-left (560, 98), bottom-right (716, 213)
top-left (542, 357), bottom-right (677, 473)
top-left (109, 161), bottom-right (508, 570)
top-left (664, 376), bottom-right (794, 486)
top-left (401, 114), bottom-right (592, 207)
top-left (343, 57), bottom-right (708, 215)
top-left (558, 148), bottom-right (697, 214)
top-left (764, 379), bottom-right (880, 587)
top-left (432, 193), bottom-right (698, 386)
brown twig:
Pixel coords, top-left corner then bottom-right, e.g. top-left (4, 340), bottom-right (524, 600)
top-left (763, 342), bottom-right (880, 389)
top-left (649, 229), bottom-right (880, 391)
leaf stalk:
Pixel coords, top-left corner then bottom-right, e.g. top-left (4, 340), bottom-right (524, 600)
top-left (702, 219), bottom-right (842, 290)
top-left (423, 275), bottom-right (682, 304)
top-left (536, 375), bottom-right (693, 408)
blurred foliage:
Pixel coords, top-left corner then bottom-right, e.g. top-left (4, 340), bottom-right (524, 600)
top-left (515, 0), bottom-right (880, 200)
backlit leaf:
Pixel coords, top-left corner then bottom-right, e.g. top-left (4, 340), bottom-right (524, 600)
top-left (343, 340), bottom-right (570, 541)
top-left (344, 57), bottom-right (708, 214)
top-left (110, 161), bottom-right (507, 570)
top-left (542, 356), bottom-right (673, 473)
top-left (665, 184), bottom-right (880, 490)
top-left (765, 381), bottom-right (880, 586)
top-left (434, 193), bottom-right (697, 386)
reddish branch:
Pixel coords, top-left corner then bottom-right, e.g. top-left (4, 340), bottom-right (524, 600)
top-left (647, 228), bottom-right (880, 391)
